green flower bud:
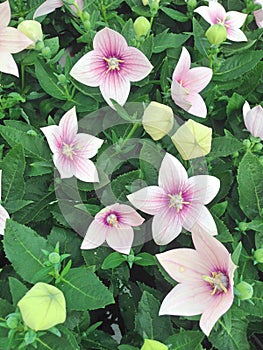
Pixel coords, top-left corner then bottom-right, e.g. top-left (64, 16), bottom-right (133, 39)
top-left (6, 316), bottom-right (19, 329)
top-left (35, 41), bottom-right (45, 51)
top-left (236, 281), bottom-right (253, 300)
top-left (82, 11), bottom-right (90, 20)
top-left (243, 139), bottom-right (251, 148)
top-left (83, 20), bottom-right (91, 30)
top-left (57, 74), bottom-right (68, 85)
top-left (49, 252), bottom-right (61, 264)
top-left (253, 143), bottom-right (263, 152)
top-left (205, 24), bottom-right (227, 46)
top-left (41, 46), bottom-right (51, 59)
top-left (186, 0), bottom-right (197, 9)
top-left (254, 248), bottom-right (263, 264)
top-left (17, 20), bottom-right (43, 49)
top-left (134, 16), bottom-right (151, 38)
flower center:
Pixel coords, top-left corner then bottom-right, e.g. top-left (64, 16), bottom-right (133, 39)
top-left (216, 17), bottom-right (230, 28)
top-left (179, 79), bottom-right (190, 95)
top-left (103, 57), bottom-right (125, 73)
top-left (203, 271), bottom-right (228, 295)
top-left (168, 192), bottom-right (190, 212)
top-left (106, 213), bottom-right (118, 227)
top-left (62, 142), bottom-right (77, 160)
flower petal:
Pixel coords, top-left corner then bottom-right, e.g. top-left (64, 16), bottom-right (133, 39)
top-left (172, 47), bottom-right (191, 81)
top-left (70, 50), bottom-right (106, 87)
top-left (244, 105), bottom-right (263, 139)
top-left (74, 158), bottom-right (99, 183)
top-left (108, 203), bottom-right (144, 226)
top-left (226, 11), bottom-right (247, 29)
top-left (184, 67), bottom-right (213, 93)
top-left (187, 175), bottom-right (220, 205)
top-left (121, 46), bottom-right (153, 82)
top-left (194, 2), bottom-right (226, 25)
top-left (226, 27), bottom-right (248, 42)
top-left (93, 27), bottom-right (128, 56)
top-left (0, 1), bottom-right (11, 27)
top-left (191, 206), bottom-right (218, 236)
top-left (33, 0), bottom-right (63, 18)
top-left (0, 27), bottom-right (33, 53)
top-left (0, 205), bottom-right (10, 236)
top-left (254, 8), bottom-right (263, 28)
top-left (158, 153), bottom-right (188, 193)
top-left (242, 101), bottom-right (250, 116)
top-left (171, 80), bottom-right (192, 112)
top-left (152, 208), bottom-right (182, 245)
top-left (106, 225), bottom-right (134, 255)
top-left (0, 51), bottom-right (19, 77)
top-left (200, 290), bottom-right (234, 336)
top-left (41, 125), bottom-right (61, 154)
top-left (53, 153), bottom-right (74, 179)
top-left (127, 186), bottom-right (168, 215)
top-left (185, 92), bottom-right (208, 118)
top-left (74, 133), bottom-right (103, 159)
top-left (59, 106), bottom-right (78, 142)
top-left (156, 248), bottom-right (209, 283)
top-left (100, 72), bottom-right (130, 107)
top-left (159, 283), bottom-right (211, 317)
top-left (81, 220), bottom-right (107, 250)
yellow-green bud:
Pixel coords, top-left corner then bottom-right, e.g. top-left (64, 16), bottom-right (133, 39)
top-left (142, 0), bottom-right (160, 7)
top-left (134, 16), bottom-right (151, 38)
top-left (236, 281), bottom-right (253, 300)
top-left (48, 252), bottom-right (61, 264)
top-left (17, 20), bottom-right (43, 49)
top-left (205, 24), bottom-right (227, 46)
top-left (254, 248), bottom-right (263, 264)
top-left (141, 339), bottom-right (168, 350)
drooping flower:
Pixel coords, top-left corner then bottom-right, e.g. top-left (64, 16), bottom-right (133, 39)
top-left (243, 101), bottom-right (263, 140)
top-left (194, 1), bottom-right (247, 42)
top-left (0, 170), bottom-right (10, 236)
top-left (81, 203), bottom-right (144, 254)
top-left (127, 153), bottom-right (220, 245)
top-left (156, 226), bottom-right (236, 336)
top-left (254, 0), bottom-right (263, 28)
top-left (171, 119), bottom-right (212, 160)
top-left (0, 0), bottom-right (33, 77)
top-left (41, 106), bottom-right (103, 182)
top-left (18, 282), bottom-right (66, 331)
top-left (142, 101), bottom-right (174, 141)
top-left (171, 47), bottom-right (212, 118)
top-left (33, 0), bottom-right (83, 18)
top-left (70, 27), bottom-right (153, 108)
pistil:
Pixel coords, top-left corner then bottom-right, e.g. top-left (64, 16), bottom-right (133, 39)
top-left (62, 142), bottom-right (77, 160)
top-left (103, 57), bottom-right (125, 73)
top-left (106, 213), bottom-right (118, 227)
top-left (203, 271), bottom-right (228, 295)
top-left (168, 192), bottom-right (190, 212)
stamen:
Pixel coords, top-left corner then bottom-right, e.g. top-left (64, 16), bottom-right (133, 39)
top-left (168, 192), bottom-right (190, 212)
top-left (106, 213), bottom-right (118, 227)
top-left (62, 142), bottom-right (77, 160)
top-left (203, 271), bottom-right (228, 295)
top-left (103, 57), bottom-right (124, 73)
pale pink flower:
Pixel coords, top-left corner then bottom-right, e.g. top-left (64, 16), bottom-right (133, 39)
top-left (33, 0), bottom-right (83, 18)
top-left (254, 0), bottom-right (263, 28)
top-left (194, 1), bottom-right (247, 42)
top-left (81, 204), bottom-right (144, 254)
top-left (0, 170), bottom-right (10, 236)
top-left (70, 27), bottom-right (153, 108)
top-left (0, 0), bottom-right (33, 77)
top-left (127, 153), bottom-right (220, 245)
top-left (171, 47), bottom-right (212, 118)
top-left (41, 106), bottom-right (103, 182)
top-left (243, 101), bottom-right (263, 140)
top-left (156, 226), bottom-right (236, 336)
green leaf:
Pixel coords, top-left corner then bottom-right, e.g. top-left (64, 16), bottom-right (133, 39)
top-left (111, 170), bottom-right (142, 202)
top-left (101, 252), bottom-right (126, 270)
top-left (135, 291), bottom-right (172, 341)
top-left (226, 93), bottom-right (245, 117)
top-left (245, 218), bottom-right (263, 232)
top-left (237, 152), bottom-right (263, 219)
top-left (3, 220), bottom-right (53, 283)
top-left (59, 267), bottom-right (114, 311)
top-left (211, 201), bottom-right (228, 218)
top-left (35, 59), bottom-right (67, 100)
top-left (213, 215), bottom-right (234, 243)
top-left (214, 50), bottom-right (263, 82)
top-left (135, 252), bottom-right (156, 266)
top-left (8, 277), bottom-right (28, 305)
top-left (0, 144), bottom-right (25, 203)
top-left (0, 298), bottom-right (14, 317)
top-left (209, 136), bottom-right (244, 158)
top-left (153, 30), bottom-right (190, 53)
top-left (166, 330), bottom-right (205, 350)
top-left (193, 18), bottom-right (210, 57)
top-left (4, 200), bottom-right (34, 214)
top-left (231, 242), bottom-right (242, 266)
top-left (160, 6), bottom-right (189, 22)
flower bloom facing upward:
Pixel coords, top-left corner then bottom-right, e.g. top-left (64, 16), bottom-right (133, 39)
top-left (156, 226), bottom-right (236, 336)
top-left (70, 27), bottom-right (153, 108)
top-left (254, 0), bottom-right (263, 28)
top-left (0, 170), bottom-right (10, 236)
top-left (171, 47), bottom-right (212, 118)
top-left (243, 101), bottom-right (263, 140)
top-left (0, 0), bottom-right (33, 77)
top-left (127, 153), bottom-right (220, 245)
top-left (194, 1), bottom-right (247, 42)
top-left (81, 204), bottom-right (144, 254)
top-left (41, 106), bottom-right (103, 182)
top-left (34, 0), bottom-right (84, 18)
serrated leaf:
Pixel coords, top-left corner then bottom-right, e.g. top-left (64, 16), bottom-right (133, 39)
top-left (166, 330), bottom-right (204, 350)
top-left (193, 18), bottom-right (210, 57)
top-left (153, 30), bottom-right (190, 53)
top-left (160, 6), bottom-right (189, 22)
top-left (3, 220), bottom-right (53, 283)
top-left (59, 267), bottom-right (114, 311)
top-left (8, 277), bottom-right (28, 305)
top-left (111, 170), bottom-right (142, 202)
top-left (209, 136), bottom-right (244, 158)
top-left (237, 152), bottom-right (263, 219)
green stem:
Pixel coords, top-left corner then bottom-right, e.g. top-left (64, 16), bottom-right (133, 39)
top-left (121, 123), bottom-right (140, 147)
top-left (21, 64), bottom-right (25, 93)
top-left (36, 338), bottom-right (53, 350)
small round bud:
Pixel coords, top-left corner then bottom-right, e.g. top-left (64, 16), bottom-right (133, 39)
top-left (205, 24), bottom-right (227, 45)
top-left (27, 130), bottom-right (38, 136)
top-left (232, 151), bottom-right (239, 158)
top-left (57, 74), bottom-right (68, 85)
top-left (41, 46), bottom-right (51, 59)
top-left (236, 281), bottom-right (253, 300)
top-left (82, 11), bottom-right (90, 20)
top-left (35, 41), bottom-right (45, 51)
top-left (83, 20), bottom-right (91, 30)
top-left (238, 222), bottom-right (248, 232)
top-left (253, 143), bottom-right (263, 152)
top-left (186, 0), bottom-right (197, 9)
top-left (243, 139), bottom-right (251, 148)
top-left (134, 16), bottom-right (151, 38)
top-left (6, 316), bottom-right (19, 329)
top-left (48, 252), bottom-right (61, 264)
top-left (17, 20), bottom-right (43, 49)
top-left (254, 248), bottom-right (263, 264)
